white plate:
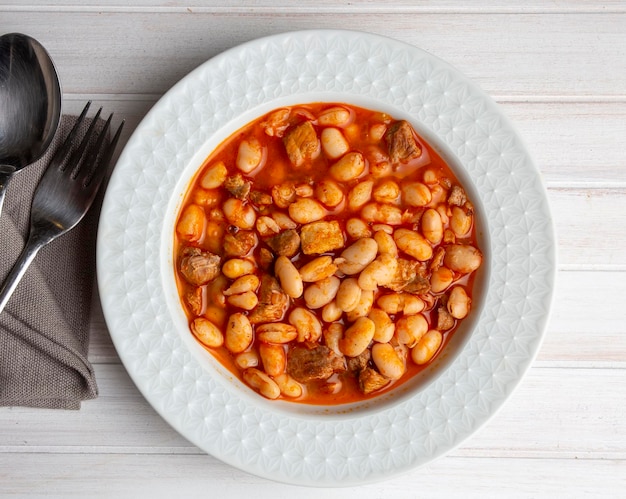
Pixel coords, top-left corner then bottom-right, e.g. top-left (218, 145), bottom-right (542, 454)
top-left (97, 29), bottom-right (556, 486)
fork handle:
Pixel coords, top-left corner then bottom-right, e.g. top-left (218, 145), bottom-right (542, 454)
top-left (0, 231), bottom-right (49, 314)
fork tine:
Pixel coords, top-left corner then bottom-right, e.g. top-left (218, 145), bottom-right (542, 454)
top-left (68, 107), bottom-right (103, 178)
top-left (78, 112), bottom-right (113, 186)
top-left (50, 101), bottom-right (91, 169)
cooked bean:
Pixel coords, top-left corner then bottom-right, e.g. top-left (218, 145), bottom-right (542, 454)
top-left (447, 286), bottom-right (471, 319)
top-left (222, 258), bottom-right (256, 279)
top-left (315, 179), bottom-right (344, 207)
top-left (225, 313), bottom-right (253, 353)
top-left (369, 123), bottom-right (387, 142)
top-left (203, 221), bottom-right (225, 254)
top-left (200, 161), bottom-right (228, 189)
top-left (322, 300), bottom-right (343, 322)
top-left (236, 137), bottom-right (266, 173)
top-left (256, 323), bottom-right (298, 344)
top-left (377, 293), bottom-right (425, 315)
top-left (450, 206), bottom-right (473, 237)
top-left (176, 204), bottom-right (205, 242)
top-left (193, 188), bottom-right (222, 208)
top-left (368, 308), bottom-right (395, 343)
top-left (234, 349), bottom-right (259, 370)
top-left (335, 277), bottom-right (362, 312)
top-left (289, 307), bottom-right (323, 342)
top-left (223, 274), bottom-right (259, 296)
top-left (303, 275), bottom-right (340, 309)
top-left (361, 202), bottom-right (402, 225)
top-left (323, 322), bottom-right (344, 356)
top-left (321, 127), bottom-right (350, 159)
top-left (436, 204), bottom-right (450, 225)
top-left (345, 289), bottom-right (374, 322)
top-left (372, 223), bottom-right (393, 234)
top-left (336, 237), bottom-right (378, 275)
top-left (374, 230), bottom-right (398, 257)
top-left (373, 179), bottom-right (400, 204)
top-left (339, 317), bottom-right (375, 357)
top-left (402, 181), bottom-right (432, 207)
top-left (243, 368), bottom-right (280, 399)
top-left (259, 343), bottom-right (286, 377)
top-left (275, 255), bottom-right (304, 298)
top-left (395, 314), bottom-right (428, 347)
top-left (421, 208), bottom-right (443, 244)
top-left (403, 294), bottom-right (425, 315)
top-left (394, 228), bottom-right (433, 261)
top-left (272, 211), bottom-right (298, 230)
top-left (223, 198), bottom-right (256, 229)
top-left (191, 317), bottom-right (224, 348)
top-left (273, 373), bottom-right (303, 398)
top-left (256, 215), bottom-right (281, 236)
top-left (429, 184), bottom-right (447, 205)
top-left (330, 152), bottom-right (366, 182)
top-left (272, 183), bottom-right (296, 208)
top-left (444, 244), bottom-right (483, 274)
top-left (204, 305), bottom-right (227, 328)
top-left (430, 266), bottom-right (454, 293)
top-left (295, 183), bottom-right (314, 198)
top-left (318, 106), bottom-right (352, 127)
top-left (372, 342), bottom-right (405, 380)
top-left (298, 256), bottom-right (338, 282)
top-left (358, 253), bottom-right (398, 291)
top-left (288, 198), bottom-right (326, 224)
top-left (345, 218), bottom-right (372, 239)
top-left (411, 330), bottom-right (443, 365)
top-left (422, 168), bottom-right (438, 185)
top-left (226, 291), bottom-right (259, 310)
top-left (206, 274), bottom-right (228, 307)
top-left (347, 180), bottom-right (374, 211)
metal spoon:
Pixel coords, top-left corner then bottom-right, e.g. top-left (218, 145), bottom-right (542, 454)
top-left (0, 33), bottom-right (62, 216)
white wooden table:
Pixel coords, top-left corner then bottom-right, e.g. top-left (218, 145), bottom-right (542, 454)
top-left (2, 2), bottom-right (625, 497)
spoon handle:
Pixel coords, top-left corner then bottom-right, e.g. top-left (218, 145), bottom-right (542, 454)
top-left (0, 229), bottom-right (48, 314)
top-left (0, 166), bottom-right (16, 218)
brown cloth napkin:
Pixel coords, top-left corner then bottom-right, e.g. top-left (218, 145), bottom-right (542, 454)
top-left (0, 115), bottom-right (106, 409)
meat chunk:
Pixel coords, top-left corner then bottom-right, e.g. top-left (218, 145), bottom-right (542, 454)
top-left (346, 349), bottom-right (371, 375)
top-left (358, 367), bottom-right (390, 394)
top-left (183, 286), bottom-right (203, 315)
top-left (248, 274), bottom-right (289, 324)
top-left (249, 190), bottom-right (273, 206)
top-left (260, 108), bottom-right (291, 137)
top-left (448, 185), bottom-right (467, 207)
top-left (436, 299), bottom-right (455, 331)
top-left (385, 120), bottom-right (422, 165)
top-left (386, 258), bottom-right (431, 294)
top-left (224, 173), bottom-right (251, 200)
top-left (283, 121), bottom-right (321, 167)
top-left (271, 182), bottom-right (296, 208)
top-left (223, 230), bottom-right (258, 257)
top-left (286, 344), bottom-right (346, 383)
top-left (179, 247), bottom-right (221, 285)
top-left (300, 221), bottom-right (345, 255)
top-left (265, 229), bottom-right (301, 257)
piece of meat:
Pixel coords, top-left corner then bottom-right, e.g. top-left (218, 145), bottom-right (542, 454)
top-left (271, 182), bottom-right (297, 209)
top-left (286, 344), bottom-right (346, 383)
top-left (385, 259), bottom-right (430, 294)
top-left (300, 221), bottom-right (345, 255)
top-left (260, 108), bottom-right (291, 137)
top-left (346, 349), bottom-right (371, 375)
top-left (436, 299), bottom-right (455, 331)
top-left (448, 185), bottom-right (467, 207)
top-left (248, 274), bottom-right (289, 324)
top-left (358, 368), bottom-right (390, 394)
top-left (249, 190), bottom-right (273, 206)
top-left (223, 230), bottom-right (258, 257)
top-left (179, 247), bottom-right (221, 285)
top-left (385, 120), bottom-right (422, 165)
top-left (224, 173), bottom-right (251, 200)
top-left (183, 286), bottom-right (203, 316)
top-left (283, 121), bottom-right (321, 167)
top-left (258, 247), bottom-right (274, 270)
top-left (265, 229), bottom-right (301, 257)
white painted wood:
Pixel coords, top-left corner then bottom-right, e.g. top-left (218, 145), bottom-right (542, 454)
top-left (1, 1), bottom-right (625, 496)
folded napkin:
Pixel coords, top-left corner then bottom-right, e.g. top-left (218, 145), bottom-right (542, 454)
top-left (0, 115), bottom-right (106, 409)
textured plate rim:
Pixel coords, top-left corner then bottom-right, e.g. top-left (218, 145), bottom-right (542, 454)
top-left (96, 29), bottom-right (557, 486)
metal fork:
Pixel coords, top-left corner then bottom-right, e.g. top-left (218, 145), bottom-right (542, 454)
top-left (0, 102), bottom-right (123, 313)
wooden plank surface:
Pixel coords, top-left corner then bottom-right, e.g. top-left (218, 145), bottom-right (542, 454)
top-left (1, 1), bottom-right (625, 496)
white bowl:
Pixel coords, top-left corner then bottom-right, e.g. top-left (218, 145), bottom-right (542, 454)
top-left (97, 29), bottom-right (556, 486)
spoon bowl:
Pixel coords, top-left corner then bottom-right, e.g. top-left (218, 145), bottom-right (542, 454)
top-left (0, 33), bottom-right (62, 215)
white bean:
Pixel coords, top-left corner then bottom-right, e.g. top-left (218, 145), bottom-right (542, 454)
top-left (339, 317), bottom-right (375, 357)
top-left (225, 313), bottom-right (253, 353)
top-left (234, 350), bottom-right (259, 370)
top-left (395, 314), bottom-right (428, 348)
top-left (322, 301), bottom-right (343, 322)
top-left (289, 307), bottom-right (323, 342)
top-left (335, 277), bottom-right (363, 312)
top-left (447, 286), bottom-right (471, 319)
top-left (372, 342), bottom-right (405, 380)
top-left (347, 180), bottom-right (374, 211)
top-left (236, 137), bottom-right (266, 173)
top-left (358, 253), bottom-right (398, 291)
top-left (345, 218), bottom-right (372, 239)
top-left (303, 276), bottom-right (340, 309)
top-left (345, 289), bottom-right (375, 322)
top-left (443, 244), bottom-right (483, 274)
top-left (450, 206), bottom-right (473, 237)
top-left (411, 330), bottom-right (443, 365)
top-left (336, 237), bottom-right (378, 275)
top-left (374, 230), bottom-right (398, 257)
top-left (330, 152), bottom-right (366, 182)
top-left (273, 373), bottom-right (303, 398)
top-left (191, 318), bottom-right (224, 348)
top-left (243, 368), bottom-right (280, 399)
top-left (421, 208), bottom-right (443, 244)
top-left (315, 179), bottom-right (344, 207)
top-left (223, 274), bottom-right (259, 296)
top-left (361, 202), bottom-right (402, 225)
top-left (226, 291), bottom-right (258, 310)
top-left (288, 198), bottom-right (326, 224)
top-left (373, 179), bottom-right (400, 204)
top-left (430, 266), bottom-right (454, 293)
top-left (200, 161), bottom-right (228, 189)
top-left (256, 215), bottom-right (281, 236)
top-left (394, 228), bottom-right (433, 261)
top-left (321, 127), bottom-right (350, 159)
top-left (275, 255), bottom-right (304, 298)
top-left (368, 308), bottom-right (395, 343)
top-left (256, 323), bottom-right (298, 344)
top-left (402, 181), bottom-right (432, 207)
top-left (323, 323), bottom-right (344, 356)
top-left (223, 198), bottom-right (256, 230)
top-left (272, 211), bottom-right (297, 230)
top-left (222, 258), bottom-right (256, 279)
top-left (377, 293), bottom-right (425, 315)
top-left (298, 256), bottom-right (337, 282)
top-left (259, 343), bottom-right (286, 377)
top-left (318, 106), bottom-right (352, 127)
top-left (176, 204), bottom-right (205, 242)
